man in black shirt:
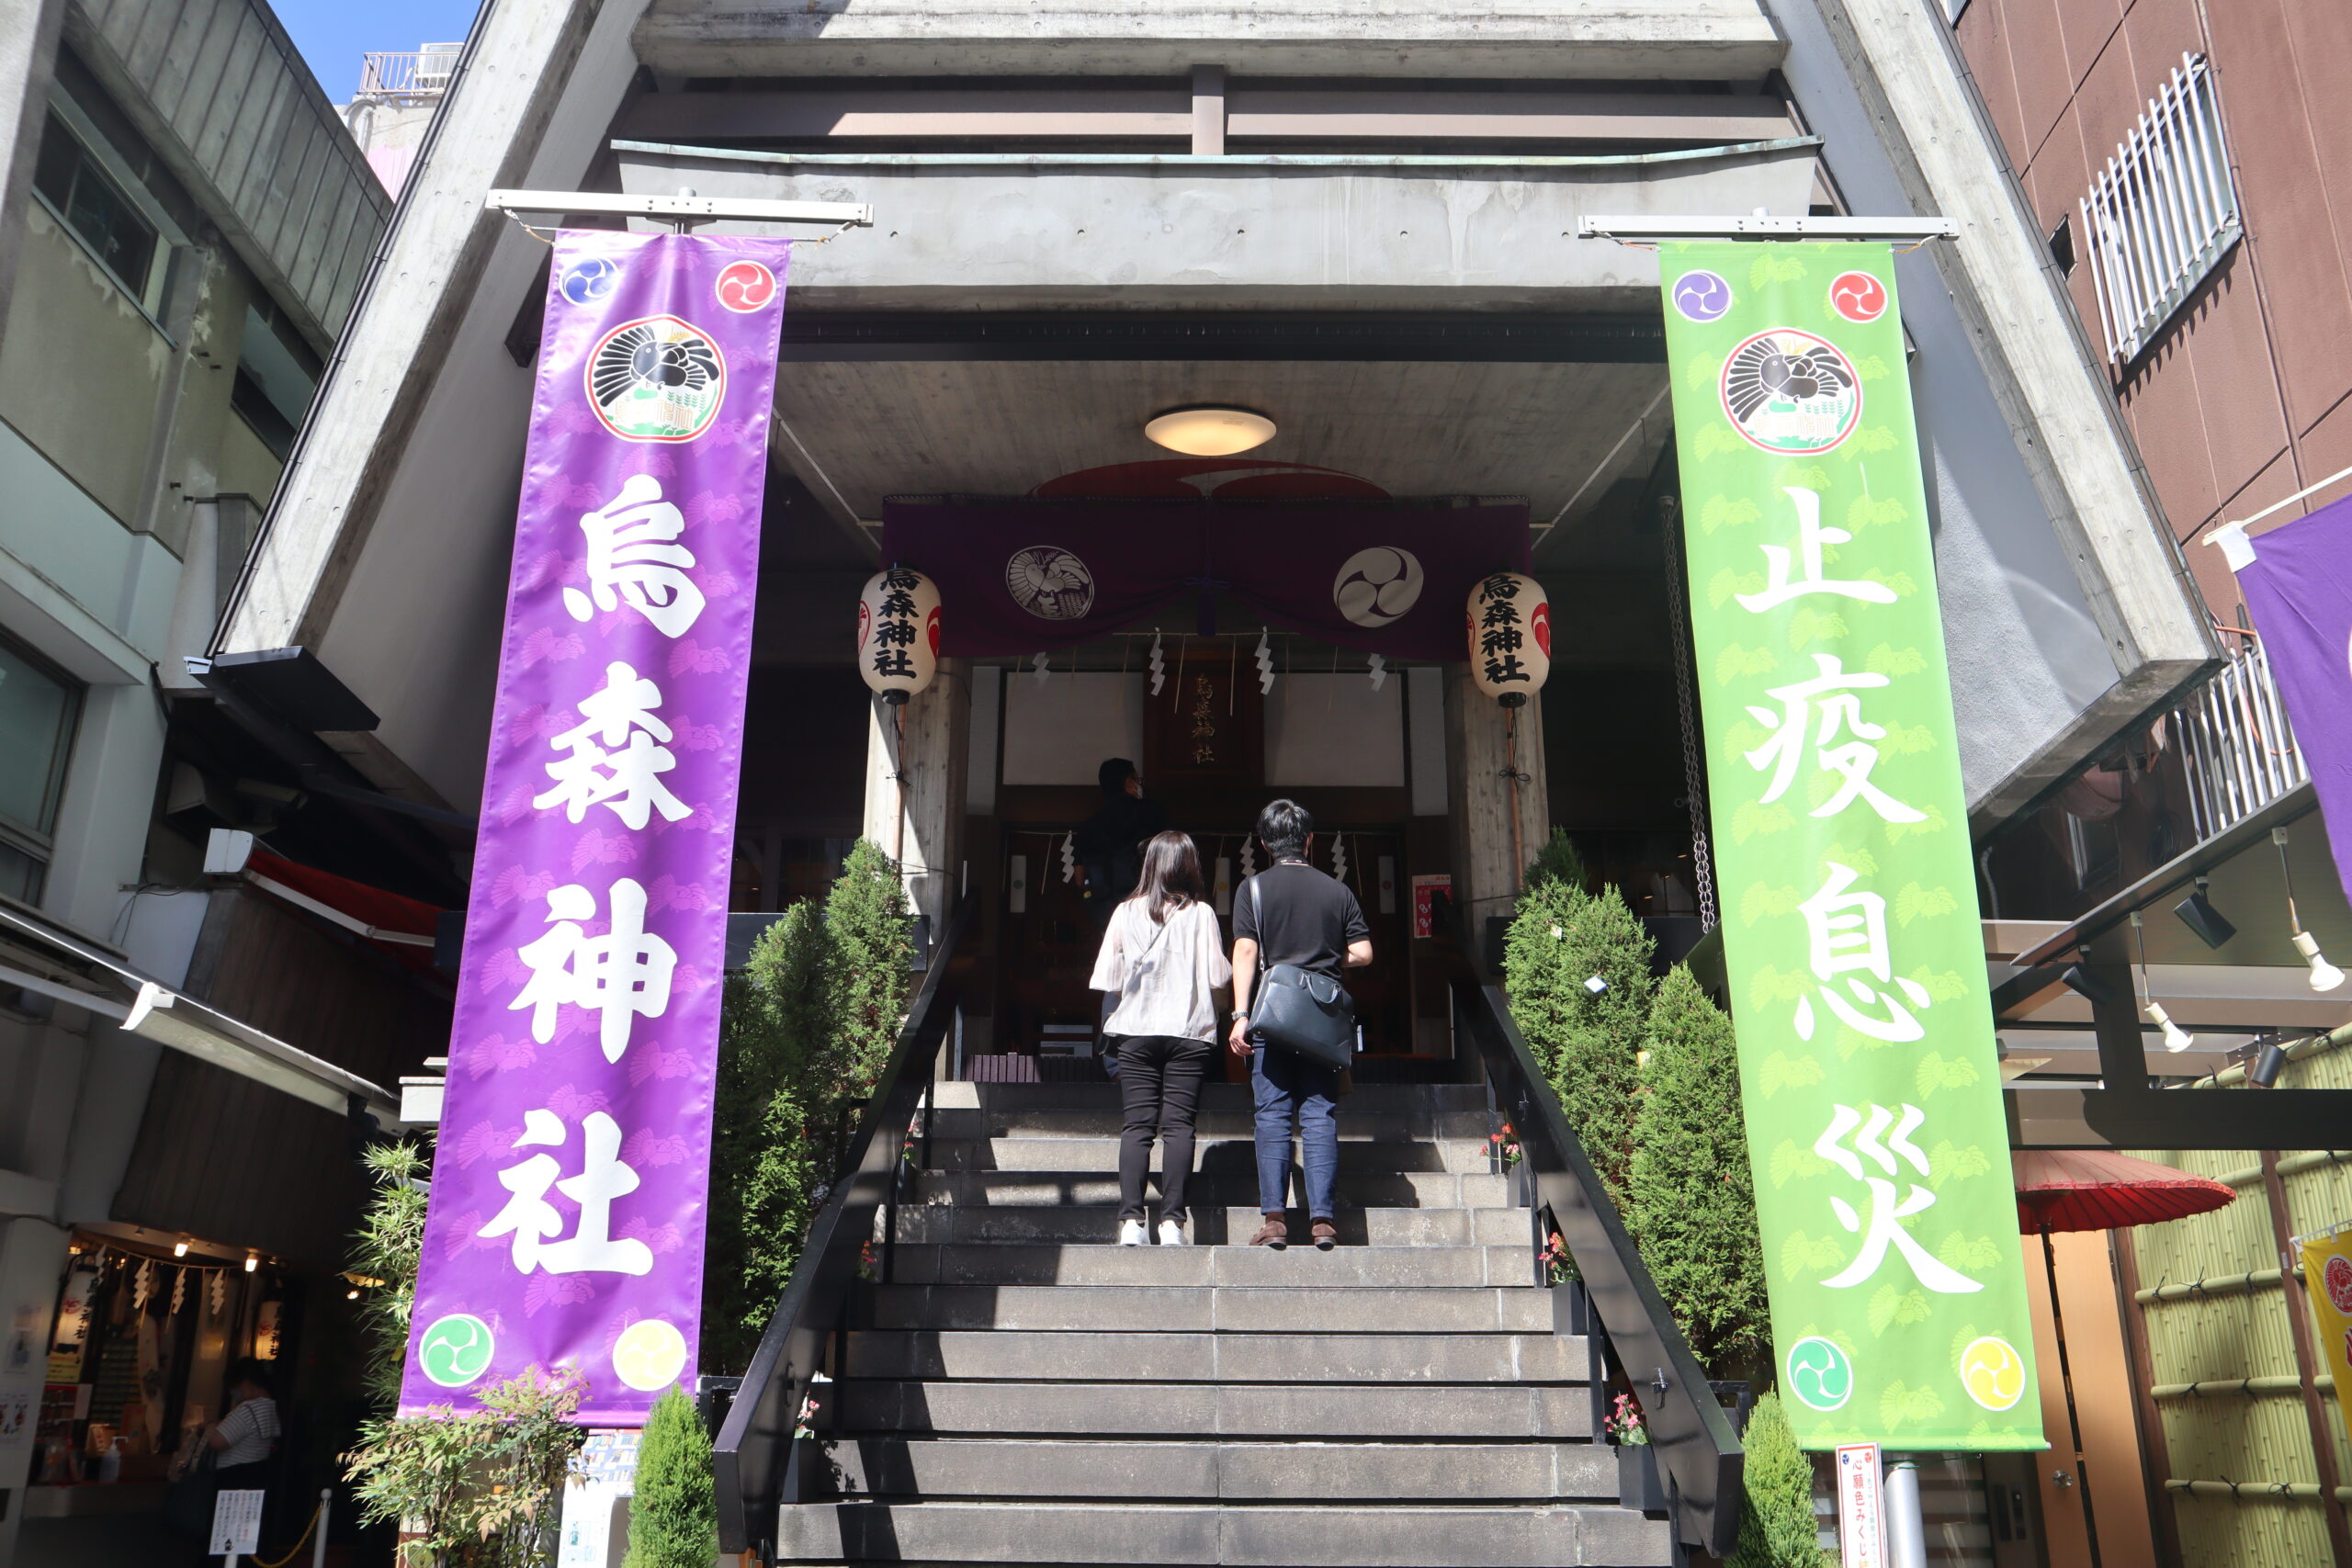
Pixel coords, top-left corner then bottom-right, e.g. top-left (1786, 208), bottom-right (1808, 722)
top-left (1229, 798), bottom-right (1372, 1248)
top-left (1074, 758), bottom-right (1168, 934)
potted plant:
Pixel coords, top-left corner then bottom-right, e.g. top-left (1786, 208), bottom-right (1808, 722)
top-left (1608, 1393), bottom-right (1667, 1516)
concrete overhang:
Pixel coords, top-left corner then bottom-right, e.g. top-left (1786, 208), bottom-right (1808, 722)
top-left (610, 139), bottom-right (1822, 310)
top-left (632, 0), bottom-right (1790, 80)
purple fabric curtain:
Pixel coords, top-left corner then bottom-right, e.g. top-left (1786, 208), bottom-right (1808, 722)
top-left (2234, 494), bottom-right (2352, 910)
top-left (882, 498), bottom-right (1531, 660)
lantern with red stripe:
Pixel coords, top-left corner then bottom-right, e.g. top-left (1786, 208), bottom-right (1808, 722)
top-left (858, 565), bottom-right (941, 704)
top-left (1467, 570), bottom-right (1549, 706)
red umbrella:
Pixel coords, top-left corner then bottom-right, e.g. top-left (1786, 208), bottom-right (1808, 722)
top-left (2011, 1148), bottom-right (2233, 1479)
top-left (2012, 1147), bottom-right (2236, 1235)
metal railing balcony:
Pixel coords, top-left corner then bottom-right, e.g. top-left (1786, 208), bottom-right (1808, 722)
top-left (354, 45), bottom-right (464, 102)
top-left (2172, 637), bottom-right (2307, 842)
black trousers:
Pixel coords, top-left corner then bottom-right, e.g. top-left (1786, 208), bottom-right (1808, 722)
top-left (1115, 1034), bottom-right (1215, 1221)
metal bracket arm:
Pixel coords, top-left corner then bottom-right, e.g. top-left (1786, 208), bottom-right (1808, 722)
top-left (1577, 214), bottom-right (1957, 242)
top-left (485, 189), bottom-right (874, 226)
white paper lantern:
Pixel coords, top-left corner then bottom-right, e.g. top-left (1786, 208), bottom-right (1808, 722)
top-left (857, 566), bottom-right (940, 704)
top-left (1467, 570), bottom-right (1550, 707)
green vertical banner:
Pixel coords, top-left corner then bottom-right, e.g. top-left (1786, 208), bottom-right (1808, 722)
top-left (1658, 242), bottom-right (2042, 1451)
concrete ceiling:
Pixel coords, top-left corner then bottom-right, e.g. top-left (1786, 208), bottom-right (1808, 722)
top-left (770, 356), bottom-right (1669, 532)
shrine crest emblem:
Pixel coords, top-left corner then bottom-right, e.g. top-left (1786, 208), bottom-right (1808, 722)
top-left (1005, 547), bottom-right (1095, 620)
top-left (1719, 328), bottom-right (1861, 455)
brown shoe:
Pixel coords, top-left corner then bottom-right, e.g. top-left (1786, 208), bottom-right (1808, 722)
top-left (1250, 1214), bottom-right (1288, 1248)
top-left (1311, 1218), bottom-right (1339, 1250)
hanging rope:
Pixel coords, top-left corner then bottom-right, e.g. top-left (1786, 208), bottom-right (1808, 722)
top-left (1659, 494), bottom-right (1719, 930)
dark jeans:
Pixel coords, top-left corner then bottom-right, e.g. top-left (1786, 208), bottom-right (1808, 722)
top-left (1250, 1043), bottom-right (1340, 1220)
top-left (1116, 1034), bottom-right (1215, 1221)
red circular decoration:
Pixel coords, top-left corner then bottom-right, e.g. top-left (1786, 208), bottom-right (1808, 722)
top-left (2327, 1254), bottom-right (2352, 1315)
top-left (1530, 601), bottom-right (1553, 660)
top-left (925, 605), bottom-right (941, 658)
top-left (855, 598), bottom-right (873, 652)
top-left (716, 260), bottom-right (777, 313)
top-left (1829, 270), bottom-right (1888, 323)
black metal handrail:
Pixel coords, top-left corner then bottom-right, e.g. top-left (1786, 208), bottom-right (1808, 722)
top-left (712, 893), bottom-right (979, 1555)
top-left (1449, 969), bottom-right (1745, 1557)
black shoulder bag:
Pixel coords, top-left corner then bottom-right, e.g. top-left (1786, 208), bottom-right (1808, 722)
top-left (1245, 877), bottom-right (1357, 1073)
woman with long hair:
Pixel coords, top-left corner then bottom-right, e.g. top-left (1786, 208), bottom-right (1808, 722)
top-left (1089, 830), bottom-right (1232, 1245)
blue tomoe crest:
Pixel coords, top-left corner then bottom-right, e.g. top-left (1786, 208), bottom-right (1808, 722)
top-left (560, 257), bottom-right (621, 306)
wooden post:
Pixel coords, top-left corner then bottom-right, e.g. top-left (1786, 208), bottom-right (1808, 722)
top-left (864, 658), bottom-right (970, 937)
top-left (1442, 666), bottom-right (1549, 942)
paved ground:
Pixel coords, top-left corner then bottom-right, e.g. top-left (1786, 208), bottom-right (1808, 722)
top-left (17, 1512), bottom-right (210, 1567)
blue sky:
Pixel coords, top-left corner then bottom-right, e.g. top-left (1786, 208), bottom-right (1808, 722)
top-left (272, 0), bottom-right (483, 103)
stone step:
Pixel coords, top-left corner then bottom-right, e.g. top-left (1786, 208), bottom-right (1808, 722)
top-left (858, 1284), bottom-right (1555, 1335)
top-left (885, 1244), bottom-right (1535, 1290)
top-left (933, 1083), bottom-right (1490, 1115)
top-left (910, 1170), bottom-right (1515, 1211)
top-left (929, 1138), bottom-right (1491, 1176)
top-left (927, 1109), bottom-right (1492, 1142)
top-left (830, 1380), bottom-right (1593, 1439)
top-left (775, 1499), bottom-right (1669, 1566)
top-left (826, 1438), bottom-right (1615, 1503)
top-left (892, 1205), bottom-right (1528, 1247)
top-left (840, 1329), bottom-right (1586, 1384)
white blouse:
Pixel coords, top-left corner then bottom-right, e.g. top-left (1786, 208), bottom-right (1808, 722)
top-left (1089, 897), bottom-right (1233, 1043)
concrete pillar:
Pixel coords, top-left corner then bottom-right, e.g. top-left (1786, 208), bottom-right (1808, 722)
top-left (0, 0), bottom-right (65, 369)
top-left (1443, 665), bottom-right (1550, 937)
top-left (863, 659), bottom-right (971, 942)
top-left (0, 1216), bottom-right (68, 1568)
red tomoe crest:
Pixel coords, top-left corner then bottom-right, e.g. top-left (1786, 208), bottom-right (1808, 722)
top-left (925, 605), bottom-right (941, 658)
top-left (716, 260), bottom-right (778, 314)
top-left (855, 598), bottom-right (873, 652)
top-left (1829, 270), bottom-right (1888, 323)
top-left (1530, 601), bottom-right (1552, 659)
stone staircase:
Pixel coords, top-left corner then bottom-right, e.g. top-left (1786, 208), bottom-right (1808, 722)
top-left (774, 1079), bottom-right (1674, 1566)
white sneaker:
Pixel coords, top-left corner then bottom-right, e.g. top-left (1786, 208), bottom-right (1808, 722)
top-left (1118, 1219), bottom-right (1148, 1247)
top-left (1158, 1219), bottom-right (1191, 1247)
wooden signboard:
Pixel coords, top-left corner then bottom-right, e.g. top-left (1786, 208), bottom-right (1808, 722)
top-left (1142, 650), bottom-right (1262, 788)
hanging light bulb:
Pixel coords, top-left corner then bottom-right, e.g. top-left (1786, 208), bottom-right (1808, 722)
top-left (2128, 910), bottom-right (2192, 1051)
top-left (173, 1240), bottom-right (188, 1258)
top-left (2293, 931), bottom-right (2346, 993)
top-left (2143, 1001), bottom-right (2195, 1054)
top-left (2274, 828), bottom-right (2345, 991)
top-left (243, 1251), bottom-right (258, 1273)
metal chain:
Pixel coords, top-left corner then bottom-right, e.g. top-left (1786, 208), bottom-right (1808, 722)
top-left (1659, 496), bottom-right (1719, 930)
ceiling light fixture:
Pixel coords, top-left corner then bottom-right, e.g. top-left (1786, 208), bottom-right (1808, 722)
top-left (1144, 406), bottom-right (1275, 457)
top-left (173, 1240), bottom-right (189, 1258)
top-left (243, 1251), bottom-right (259, 1274)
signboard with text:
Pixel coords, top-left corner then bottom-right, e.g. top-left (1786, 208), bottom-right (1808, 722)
top-left (400, 232), bottom-right (790, 1425)
top-left (1661, 242), bottom-right (2042, 1450)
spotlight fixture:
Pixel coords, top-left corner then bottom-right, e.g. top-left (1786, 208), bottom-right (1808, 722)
top-left (1144, 405), bottom-right (1276, 457)
top-left (2173, 877), bottom-right (2237, 950)
top-left (243, 1251), bottom-right (258, 1274)
top-left (2060, 964), bottom-right (2114, 1008)
top-left (2249, 1038), bottom-right (2290, 1089)
top-left (1584, 975), bottom-right (1610, 996)
top-left (2272, 828), bottom-right (2346, 992)
top-left (173, 1240), bottom-right (188, 1258)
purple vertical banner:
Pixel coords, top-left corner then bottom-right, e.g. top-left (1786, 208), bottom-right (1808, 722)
top-left (399, 231), bottom-right (788, 1425)
top-left (2233, 495), bottom-right (2352, 909)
